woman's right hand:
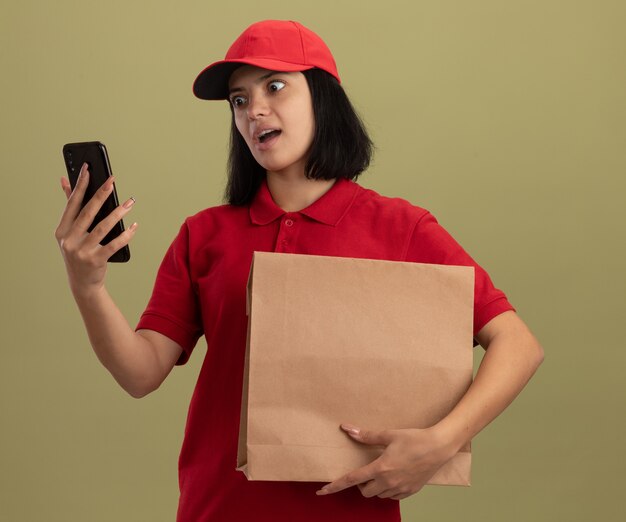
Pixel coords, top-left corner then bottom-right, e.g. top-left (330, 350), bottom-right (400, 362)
top-left (55, 162), bottom-right (138, 297)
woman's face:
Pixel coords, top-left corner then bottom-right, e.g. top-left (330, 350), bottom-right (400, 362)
top-left (227, 65), bottom-right (315, 178)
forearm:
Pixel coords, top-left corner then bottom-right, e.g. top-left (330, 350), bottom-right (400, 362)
top-left (434, 329), bottom-right (544, 452)
top-left (72, 285), bottom-right (159, 398)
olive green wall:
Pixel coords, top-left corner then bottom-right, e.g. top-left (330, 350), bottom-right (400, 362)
top-left (1, 1), bottom-right (624, 520)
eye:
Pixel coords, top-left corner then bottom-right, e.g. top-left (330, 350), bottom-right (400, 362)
top-left (268, 80), bottom-right (286, 93)
top-left (230, 95), bottom-right (246, 108)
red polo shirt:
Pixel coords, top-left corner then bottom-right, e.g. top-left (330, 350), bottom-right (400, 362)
top-left (135, 175), bottom-right (514, 522)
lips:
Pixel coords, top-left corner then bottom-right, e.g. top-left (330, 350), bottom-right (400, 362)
top-left (254, 130), bottom-right (281, 151)
top-left (251, 126), bottom-right (283, 151)
top-left (254, 127), bottom-right (282, 143)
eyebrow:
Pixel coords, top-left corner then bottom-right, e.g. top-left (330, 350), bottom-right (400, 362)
top-left (228, 70), bottom-right (283, 96)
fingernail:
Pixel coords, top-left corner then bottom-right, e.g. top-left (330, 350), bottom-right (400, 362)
top-left (341, 424), bottom-right (360, 435)
top-left (123, 196), bottom-right (136, 209)
top-left (103, 176), bottom-right (115, 192)
top-left (79, 163), bottom-right (88, 178)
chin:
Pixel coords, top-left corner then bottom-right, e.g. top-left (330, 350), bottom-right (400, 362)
top-left (256, 158), bottom-right (302, 175)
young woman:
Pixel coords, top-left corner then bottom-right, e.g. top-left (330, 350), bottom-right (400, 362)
top-left (56, 19), bottom-right (544, 522)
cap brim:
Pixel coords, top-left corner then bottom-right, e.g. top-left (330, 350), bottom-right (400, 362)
top-left (192, 58), bottom-right (315, 100)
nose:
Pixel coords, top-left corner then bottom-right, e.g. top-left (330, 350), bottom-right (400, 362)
top-left (246, 92), bottom-right (270, 120)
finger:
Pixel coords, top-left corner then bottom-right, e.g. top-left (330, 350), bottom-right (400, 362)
top-left (83, 196), bottom-right (136, 250)
top-left (60, 177), bottom-right (72, 200)
top-left (57, 163), bottom-right (91, 234)
top-left (357, 481), bottom-right (373, 493)
top-left (341, 425), bottom-right (394, 446)
top-left (95, 221), bottom-right (138, 263)
top-left (74, 174), bottom-right (117, 235)
top-left (357, 480), bottom-right (389, 499)
top-left (376, 488), bottom-right (401, 499)
top-left (389, 485), bottom-right (423, 500)
top-left (316, 461), bottom-right (379, 495)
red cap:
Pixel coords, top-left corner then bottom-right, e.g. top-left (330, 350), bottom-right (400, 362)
top-left (192, 20), bottom-right (341, 100)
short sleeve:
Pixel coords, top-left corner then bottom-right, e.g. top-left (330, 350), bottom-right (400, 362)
top-left (404, 211), bottom-right (515, 344)
top-left (135, 220), bottom-right (203, 365)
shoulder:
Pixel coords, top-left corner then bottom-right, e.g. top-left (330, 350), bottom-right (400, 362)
top-left (163, 204), bottom-right (249, 254)
top-left (352, 181), bottom-right (431, 226)
top-left (183, 203), bottom-right (249, 232)
top-left (350, 183), bottom-right (467, 261)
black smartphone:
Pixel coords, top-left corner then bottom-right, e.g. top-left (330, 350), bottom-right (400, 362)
top-left (62, 141), bottom-right (130, 263)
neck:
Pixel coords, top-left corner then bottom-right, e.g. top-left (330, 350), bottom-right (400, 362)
top-left (266, 171), bottom-right (337, 212)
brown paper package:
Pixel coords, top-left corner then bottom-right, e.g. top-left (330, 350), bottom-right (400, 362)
top-left (237, 251), bottom-right (474, 486)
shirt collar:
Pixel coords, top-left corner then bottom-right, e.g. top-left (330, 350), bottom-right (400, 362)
top-left (249, 176), bottom-right (360, 226)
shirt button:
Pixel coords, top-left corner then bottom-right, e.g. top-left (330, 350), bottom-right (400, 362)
top-left (285, 219), bottom-right (294, 227)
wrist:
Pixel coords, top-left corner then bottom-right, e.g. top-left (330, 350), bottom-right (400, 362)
top-left (71, 282), bottom-right (106, 303)
top-left (429, 418), bottom-right (469, 457)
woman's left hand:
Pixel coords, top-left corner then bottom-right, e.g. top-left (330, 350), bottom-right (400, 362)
top-left (315, 424), bottom-right (458, 500)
